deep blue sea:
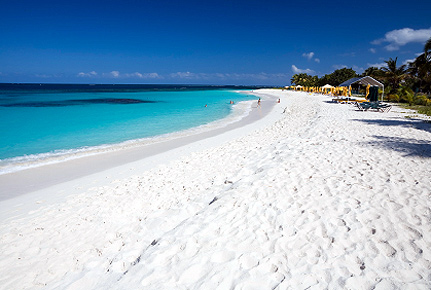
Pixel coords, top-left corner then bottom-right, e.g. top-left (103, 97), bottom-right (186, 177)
top-left (0, 84), bottom-right (260, 173)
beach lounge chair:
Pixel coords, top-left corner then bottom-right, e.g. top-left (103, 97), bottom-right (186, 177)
top-left (333, 97), bottom-right (354, 104)
top-left (356, 102), bottom-right (371, 111)
top-left (376, 102), bottom-right (392, 112)
top-left (356, 102), bottom-right (392, 112)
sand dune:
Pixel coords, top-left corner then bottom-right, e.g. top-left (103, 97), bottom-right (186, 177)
top-left (0, 90), bottom-right (430, 289)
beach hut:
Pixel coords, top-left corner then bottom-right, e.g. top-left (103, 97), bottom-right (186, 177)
top-left (339, 76), bottom-right (384, 101)
top-left (321, 84), bottom-right (334, 95)
top-left (322, 84), bottom-right (334, 89)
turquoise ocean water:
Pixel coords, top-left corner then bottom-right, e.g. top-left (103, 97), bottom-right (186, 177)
top-left (0, 84), bottom-right (259, 173)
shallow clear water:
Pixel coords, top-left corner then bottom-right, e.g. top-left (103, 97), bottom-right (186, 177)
top-left (0, 85), bottom-right (257, 172)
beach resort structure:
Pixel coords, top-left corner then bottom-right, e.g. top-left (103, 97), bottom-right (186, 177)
top-left (339, 76), bottom-right (385, 101)
top-left (286, 76), bottom-right (385, 102)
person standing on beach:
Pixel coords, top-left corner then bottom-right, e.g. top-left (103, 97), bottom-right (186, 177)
top-left (257, 98), bottom-right (261, 107)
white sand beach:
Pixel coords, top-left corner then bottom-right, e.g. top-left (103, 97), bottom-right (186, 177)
top-left (0, 89), bottom-right (430, 289)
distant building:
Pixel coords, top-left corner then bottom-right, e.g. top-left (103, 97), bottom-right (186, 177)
top-left (339, 76), bottom-right (384, 101)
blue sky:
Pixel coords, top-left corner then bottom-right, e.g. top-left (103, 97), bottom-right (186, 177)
top-left (0, 0), bottom-right (430, 85)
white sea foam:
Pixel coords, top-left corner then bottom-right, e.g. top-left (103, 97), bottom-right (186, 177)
top-left (0, 100), bottom-right (254, 175)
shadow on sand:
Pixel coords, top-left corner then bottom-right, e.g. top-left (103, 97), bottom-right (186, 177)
top-left (362, 136), bottom-right (431, 158)
top-left (354, 118), bottom-right (431, 133)
top-left (354, 118), bottom-right (431, 158)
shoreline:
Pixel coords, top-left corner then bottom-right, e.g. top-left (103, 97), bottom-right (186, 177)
top-left (0, 89), bottom-right (430, 289)
top-left (0, 89), bottom-right (257, 175)
top-left (0, 89), bottom-right (282, 218)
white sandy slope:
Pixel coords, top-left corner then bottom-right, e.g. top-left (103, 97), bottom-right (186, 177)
top-left (1, 90), bottom-right (430, 289)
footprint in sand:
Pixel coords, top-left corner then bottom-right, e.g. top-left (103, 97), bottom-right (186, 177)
top-left (377, 240), bottom-right (397, 257)
top-left (238, 253), bottom-right (259, 269)
top-left (210, 250), bottom-right (235, 264)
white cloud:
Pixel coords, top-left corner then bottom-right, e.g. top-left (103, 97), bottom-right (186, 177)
top-left (332, 64), bottom-right (348, 70)
top-left (303, 52), bottom-right (321, 63)
top-left (110, 71), bottom-right (120, 78)
top-left (77, 70), bottom-right (287, 81)
top-left (302, 52), bottom-right (314, 60)
top-left (168, 72), bottom-right (290, 81)
top-left (131, 72), bottom-right (143, 78)
top-left (403, 58), bottom-right (416, 65)
top-left (372, 27), bottom-right (431, 51)
top-left (385, 44), bottom-right (401, 51)
top-left (367, 62), bottom-right (387, 69)
top-left (124, 72), bottom-right (162, 79)
top-left (170, 71), bottom-right (197, 79)
top-left (369, 48), bottom-right (376, 53)
top-left (77, 71), bottom-right (98, 77)
top-left (90, 71), bottom-right (162, 79)
top-left (291, 65), bottom-right (315, 74)
top-left (144, 73), bottom-right (162, 79)
top-left (225, 72), bottom-right (289, 80)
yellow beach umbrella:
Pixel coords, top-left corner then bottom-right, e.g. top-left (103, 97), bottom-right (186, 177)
top-left (366, 84), bottom-right (370, 99)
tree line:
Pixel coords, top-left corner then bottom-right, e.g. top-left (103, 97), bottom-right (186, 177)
top-left (290, 38), bottom-right (431, 105)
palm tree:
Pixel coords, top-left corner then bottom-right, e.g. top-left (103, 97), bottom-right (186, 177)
top-left (408, 37), bottom-right (431, 94)
top-left (361, 66), bottom-right (383, 78)
top-left (290, 73), bottom-right (318, 86)
top-left (290, 74), bottom-right (303, 85)
top-left (409, 54), bottom-right (427, 89)
top-left (381, 57), bottom-right (407, 93)
top-left (425, 37), bottom-right (431, 57)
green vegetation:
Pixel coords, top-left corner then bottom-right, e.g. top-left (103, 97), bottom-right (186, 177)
top-left (417, 107), bottom-right (431, 116)
top-left (290, 68), bottom-right (357, 87)
top-left (290, 37), bottom-right (431, 109)
top-left (399, 104), bottom-right (431, 117)
top-left (317, 68), bottom-right (357, 87)
top-left (290, 73), bottom-right (319, 87)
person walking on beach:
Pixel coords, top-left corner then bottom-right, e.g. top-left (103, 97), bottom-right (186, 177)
top-left (257, 98), bottom-right (261, 107)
